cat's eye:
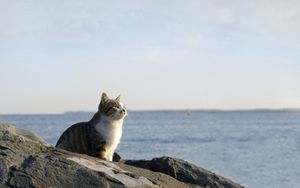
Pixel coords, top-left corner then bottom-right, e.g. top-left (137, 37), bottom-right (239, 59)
top-left (112, 106), bottom-right (119, 110)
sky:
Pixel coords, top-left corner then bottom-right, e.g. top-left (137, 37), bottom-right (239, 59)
top-left (1, 0), bottom-right (300, 114)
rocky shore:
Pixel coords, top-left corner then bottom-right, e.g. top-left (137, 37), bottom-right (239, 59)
top-left (0, 124), bottom-right (244, 188)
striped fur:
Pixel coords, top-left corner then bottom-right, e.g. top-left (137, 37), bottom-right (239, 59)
top-left (55, 92), bottom-right (127, 161)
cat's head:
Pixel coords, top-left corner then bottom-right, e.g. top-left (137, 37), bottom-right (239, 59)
top-left (98, 92), bottom-right (127, 120)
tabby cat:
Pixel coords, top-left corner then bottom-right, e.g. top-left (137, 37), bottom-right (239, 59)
top-left (55, 92), bottom-right (127, 161)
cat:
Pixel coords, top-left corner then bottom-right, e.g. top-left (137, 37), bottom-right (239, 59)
top-left (55, 92), bottom-right (127, 161)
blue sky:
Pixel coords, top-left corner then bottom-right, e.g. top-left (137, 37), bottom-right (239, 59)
top-left (1, 0), bottom-right (300, 113)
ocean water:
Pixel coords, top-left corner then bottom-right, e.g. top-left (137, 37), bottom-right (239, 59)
top-left (1, 111), bottom-right (300, 188)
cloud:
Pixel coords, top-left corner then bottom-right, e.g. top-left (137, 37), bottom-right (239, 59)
top-left (1, 0), bottom-right (299, 47)
top-left (0, 0), bottom-right (300, 112)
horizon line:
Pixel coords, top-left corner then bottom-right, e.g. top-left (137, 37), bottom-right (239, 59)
top-left (1, 108), bottom-right (300, 115)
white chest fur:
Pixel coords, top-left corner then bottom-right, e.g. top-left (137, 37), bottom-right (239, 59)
top-left (94, 117), bottom-right (123, 161)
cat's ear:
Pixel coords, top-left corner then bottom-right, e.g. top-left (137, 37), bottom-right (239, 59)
top-left (101, 92), bottom-right (109, 102)
top-left (115, 95), bottom-right (121, 102)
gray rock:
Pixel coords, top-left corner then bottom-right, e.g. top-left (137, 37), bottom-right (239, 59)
top-left (0, 124), bottom-right (158, 188)
top-left (0, 124), bottom-right (244, 188)
top-left (125, 157), bottom-right (244, 188)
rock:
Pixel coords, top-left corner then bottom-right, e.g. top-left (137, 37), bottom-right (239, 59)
top-left (125, 157), bottom-right (244, 188)
top-left (117, 163), bottom-right (193, 188)
top-left (0, 124), bottom-right (157, 188)
top-left (0, 124), bottom-right (244, 188)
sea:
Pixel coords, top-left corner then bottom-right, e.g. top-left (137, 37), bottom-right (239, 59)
top-left (0, 110), bottom-right (300, 188)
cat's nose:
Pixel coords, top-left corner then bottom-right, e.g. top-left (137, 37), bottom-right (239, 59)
top-left (122, 109), bottom-right (126, 113)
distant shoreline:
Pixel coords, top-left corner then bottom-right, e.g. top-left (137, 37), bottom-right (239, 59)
top-left (1, 108), bottom-right (300, 115)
